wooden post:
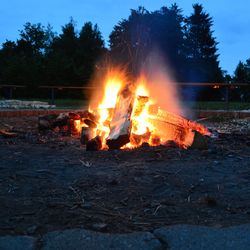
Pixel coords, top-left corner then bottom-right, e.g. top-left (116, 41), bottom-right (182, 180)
top-left (50, 88), bottom-right (55, 105)
top-left (225, 86), bottom-right (229, 110)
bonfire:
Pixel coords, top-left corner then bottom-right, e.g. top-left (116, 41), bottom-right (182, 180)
top-left (70, 67), bottom-right (211, 150)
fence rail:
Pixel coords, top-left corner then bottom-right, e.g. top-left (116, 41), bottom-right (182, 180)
top-left (1, 83), bottom-right (250, 106)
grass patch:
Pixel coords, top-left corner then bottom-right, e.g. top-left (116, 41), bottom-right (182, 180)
top-left (1, 97), bottom-right (250, 110)
top-left (187, 101), bottom-right (250, 110)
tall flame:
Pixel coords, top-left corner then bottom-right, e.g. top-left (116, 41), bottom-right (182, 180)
top-left (76, 60), bottom-right (210, 150)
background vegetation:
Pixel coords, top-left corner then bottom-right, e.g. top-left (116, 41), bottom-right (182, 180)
top-left (0, 3), bottom-right (250, 102)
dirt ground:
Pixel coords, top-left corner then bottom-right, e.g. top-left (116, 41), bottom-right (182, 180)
top-left (1, 116), bottom-right (250, 236)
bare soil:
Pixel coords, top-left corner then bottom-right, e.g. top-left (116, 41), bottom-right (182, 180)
top-left (1, 116), bottom-right (250, 236)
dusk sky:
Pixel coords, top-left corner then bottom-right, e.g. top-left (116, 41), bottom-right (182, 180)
top-left (1, 0), bottom-right (249, 75)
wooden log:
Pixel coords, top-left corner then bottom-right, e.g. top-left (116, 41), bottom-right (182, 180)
top-left (0, 129), bottom-right (18, 138)
top-left (132, 96), bottom-right (149, 117)
top-left (146, 106), bottom-right (210, 148)
top-left (106, 85), bottom-right (135, 149)
top-left (38, 114), bottom-right (58, 130)
top-left (38, 113), bottom-right (69, 130)
top-left (150, 107), bottom-right (210, 136)
top-left (190, 131), bottom-right (208, 150)
top-left (130, 130), bottom-right (151, 147)
top-left (86, 135), bottom-right (102, 151)
top-left (77, 110), bottom-right (98, 122)
top-left (80, 127), bottom-right (95, 145)
top-left (53, 113), bottom-right (69, 128)
top-left (68, 112), bottom-right (81, 120)
top-left (83, 118), bottom-right (97, 128)
top-left (147, 117), bottom-right (195, 149)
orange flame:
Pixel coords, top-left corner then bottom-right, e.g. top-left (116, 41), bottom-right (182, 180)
top-left (74, 66), bottom-right (210, 149)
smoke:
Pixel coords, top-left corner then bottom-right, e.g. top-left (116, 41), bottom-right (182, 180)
top-left (141, 50), bottom-right (188, 116)
top-left (88, 50), bottom-right (193, 118)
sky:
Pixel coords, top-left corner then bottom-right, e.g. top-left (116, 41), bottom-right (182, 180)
top-left (0, 0), bottom-right (249, 75)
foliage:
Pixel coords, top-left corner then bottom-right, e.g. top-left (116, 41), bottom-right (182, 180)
top-left (0, 3), bottom-right (249, 101)
top-left (232, 60), bottom-right (250, 101)
top-left (183, 4), bottom-right (222, 83)
top-left (0, 19), bottom-right (105, 97)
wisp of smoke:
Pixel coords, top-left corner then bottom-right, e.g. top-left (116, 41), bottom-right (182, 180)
top-left (141, 50), bottom-right (187, 116)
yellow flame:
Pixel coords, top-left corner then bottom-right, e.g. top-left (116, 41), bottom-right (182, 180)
top-left (75, 66), bottom-right (209, 150)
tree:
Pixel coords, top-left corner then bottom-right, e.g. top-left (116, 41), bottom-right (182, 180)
top-left (234, 61), bottom-right (248, 83)
top-left (45, 18), bottom-right (79, 84)
top-left (110, 7), bottom-right (152, 75)
top-left (149, 4), bottom-right (185, 80)
top-left (0, 23), bottom-right (54, 90)
top-left (45, 19), bottom-right (105, 86)
top-left (184, 4), bottom-right (222, 83)
top-left (77, 22), bottom-right (105, 81)
top-left (19, 22), bottom-right (48, 54)
top-left (233, 60), bottom-right (250, 101)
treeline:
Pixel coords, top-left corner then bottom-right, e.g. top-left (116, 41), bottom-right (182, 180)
top-left (0, 3), bottom-right (249, 100)
top-left (0, 19), bottom-right (105, 86)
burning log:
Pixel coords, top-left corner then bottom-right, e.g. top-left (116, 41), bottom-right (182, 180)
top-left (152, 107), bottom-right (210, 136)
top-left (77, 110), bottom-right (98, 122)
top-left (68, 112), bottom-right (81, 120)
top-left (146, 106), bottom-right (210, 148)
top-left (83, 119), bottom-right (97, 128)
top-left (106, 85), bottom-right (135, 149)
top-left (130, 129), bottom-right (151, 146)
top-left (133, 96), bottom-right (149, 117)
top-left (86, 135), bottom-right (102, 151)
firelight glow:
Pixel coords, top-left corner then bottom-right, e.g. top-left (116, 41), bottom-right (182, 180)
top-left (83, 66), bottom-right (210, 149)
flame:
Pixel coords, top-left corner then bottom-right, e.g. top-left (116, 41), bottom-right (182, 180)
top-left (213, 85), bottom-right (220, 89)
top-left (73, 66), bottom-right (210, 150)
top-left (88, 68), bottom-right (126, 148)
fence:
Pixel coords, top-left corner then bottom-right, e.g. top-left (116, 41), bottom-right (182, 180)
top-left (1, 83), bottom-right (249, 108)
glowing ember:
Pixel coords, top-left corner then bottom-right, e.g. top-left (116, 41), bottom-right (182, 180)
top-left (75, 67), bottom-right (211, 150)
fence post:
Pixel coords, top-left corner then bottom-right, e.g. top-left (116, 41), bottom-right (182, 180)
top-left (50, 88), bottom-right (55, 105)
top-left (225, 86), bottom-right (229, 110)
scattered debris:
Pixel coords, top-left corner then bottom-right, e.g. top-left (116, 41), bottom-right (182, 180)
top-left (0, 99), bottom-right (55, 109)
top-left (0, 129), bottom-right (18, 138)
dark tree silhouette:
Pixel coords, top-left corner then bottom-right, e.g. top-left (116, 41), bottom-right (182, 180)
top-left (109, 7), bottom-right (151, 75)
top-left (233, 60), bottom-right (250, 101)
top-left (234, 61), bottom-right (248, 83)
top-left (184, 3), bottom-right (222, 83)
top-left (0, 23), bottom-right (51, 87)
top-left (45, 19), bottom-right (105, 85)
top-left (45, 18), bottom-right (79, 84)
top-left (150, 4), bottom-right (185, 80)
top-left (77, 22), bottom-right (105, 82)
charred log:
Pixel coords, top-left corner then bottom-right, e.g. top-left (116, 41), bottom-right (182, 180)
top-left (80, 127), bottom-right (95, 145)
top-left (130, 130), bottom-right (151, 147)
top-left (86, 135), bottom-right (102, 151)
top-left (0, 129), bottom-right (18, 138)
top-left (77, 110), bottom-right (98, 122)
top-left (38, 113), bottom-right (69, 131)
top-left (190, 131), bottom-right (208, 150)
top-left (68, 112), bottom-right (81, 120)
top-left (83, 119), bottom-right (97, 128)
